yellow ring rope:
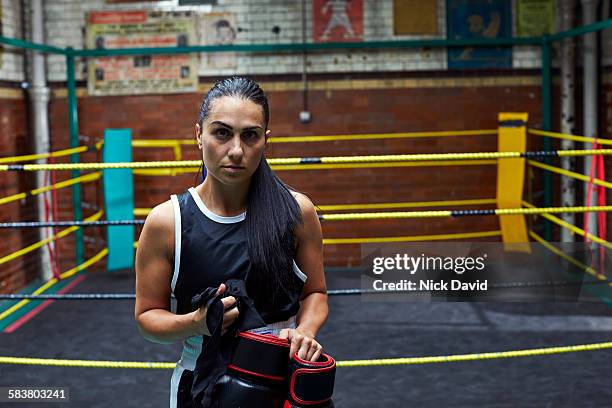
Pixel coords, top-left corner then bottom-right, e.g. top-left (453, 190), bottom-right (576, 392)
top-left (0, 211), bottom-right (103, 267)
top-left (528, 160), bottom-right (612, 189)
top-left (529, 230), bottom-right (608, 282)
top-left (268, 129), bottom-right (499, 143)
top-left (0, 172), bottom-right (101, 206)
top-left (1, 341), bottom-right (610, 369)
top-left (529, 129), bottom-right (612, 146)
top-left (0, 145), bottom-right (92, 164)
top-left (122, 130), bottom-right (498, 148)
top-left (319, 206), bottom-right (612, 221)
top-left (2, 150), bottom-right (612, 171)
top-left (269, 160), bottom-right (497, 170)
top-left (0, 247), bottom-right (108, 322)
top-left (131, 160), bottom-right (498, 176)
top-left (322, 230), bottom-right (501, 244)
top-left (522, 201), bottom-right (612, 250)
top-left (134, 198), bottom-right (497, 217)
top-left (336, 341), bottom-right (612, 367)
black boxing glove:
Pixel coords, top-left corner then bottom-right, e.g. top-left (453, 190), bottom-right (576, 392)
top-left (215, 331), bottom-right (290, 408)
top-left (287, 352), bottom-right (336, 407)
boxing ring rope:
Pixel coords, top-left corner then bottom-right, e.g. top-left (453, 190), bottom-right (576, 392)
top-left (0, 145), bottom-right (96, 164)
top-left (1, 205), bottom-right (611, 228)
top-left (523, 201), bottom-right (612, 250)
top-left (134, 198), bottom-right (499, 216)
top-left (96, 128), bottom-right (499, 152)
top-left (0, 172), bottom-right (101, 206)
top-left (1, 148), bottom-right (611, 172)
top-left (0, 247), bottom-right (109, 322)
top-left (131, 160), bottom-right (499, 176)
top-left (528, 128), bottom-right (612, 146)
top-left (0, 211), bottom-right (103, 267)
top-left (0, 340), bottom-right (611, 369)
top-left (528, 160), bottom-right (612, 189)
top-left (529, 231), bottom-right (608, 282)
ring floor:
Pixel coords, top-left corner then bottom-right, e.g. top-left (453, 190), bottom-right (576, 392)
top-left (1, 269), bottom-right (611, 407)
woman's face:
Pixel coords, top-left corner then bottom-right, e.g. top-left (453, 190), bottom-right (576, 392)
top-left (196, 96), bottom-right (267, 186)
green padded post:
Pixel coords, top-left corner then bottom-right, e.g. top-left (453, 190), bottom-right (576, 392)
top-left (66, 48), bottom-right (84, 267)
top-left (103, 129), bottom-right (135, 272)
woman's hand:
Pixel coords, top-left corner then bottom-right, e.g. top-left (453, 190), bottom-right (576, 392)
top-left (278, 328), bottom-right (323, 362)
top-left (192, 284), bottom-right (239, 336)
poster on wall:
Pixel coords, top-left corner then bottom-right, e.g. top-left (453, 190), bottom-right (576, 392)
top-left (313, 0), bottom-right (363, 43)
top-left (86, 10), bottom-right (198, 96)
top-left (201, 13), bottom-right (237, 70)
top-left (446, 0), bottom-right (512, 69)
top-left (394, 0), bottom-right (438, 35)
top-left (517, 0), bottom-right (555, 36)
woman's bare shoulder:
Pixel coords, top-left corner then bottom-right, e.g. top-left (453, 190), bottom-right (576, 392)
top-left (145, 199), bottom-right (175, 232)
top-left (290, 191), bottom-right (316, 216)
top-left (139, 200), bottom-right (176, 259)
top-left (290, 191), bottom-right (320, 244)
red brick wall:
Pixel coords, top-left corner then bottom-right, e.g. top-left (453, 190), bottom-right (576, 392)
top-left (47, 79), bottom-right (543, 269)
top-left (0, 96), bottom-right (40, 293)
top-left (2, 67), bottom-right (611, 291)
top-left (8, 75), bottom-right (612, 292)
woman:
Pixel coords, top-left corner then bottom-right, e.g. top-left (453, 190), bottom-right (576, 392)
top-left (134, 76), bottom-right (329, 407)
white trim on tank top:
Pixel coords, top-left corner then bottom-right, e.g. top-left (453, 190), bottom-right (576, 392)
top-left (188, 187), bottom-right (246, 224)
top-left (170, 195), bottom-right (181, 293)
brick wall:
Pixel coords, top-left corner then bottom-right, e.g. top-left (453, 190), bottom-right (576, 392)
top-left (0, 95), bottom-right (39, 293)
top-left (0, 0), bottom-right (25, 81)
top-left (48, 75), bottom-right (543, 268)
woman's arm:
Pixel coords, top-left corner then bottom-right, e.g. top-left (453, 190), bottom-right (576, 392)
top-left (294, 193), bottom-right (328, 338)
top-left (280, 192), bottom-right (329, 361)
top-left (135, 201), bottom-right (210, 344)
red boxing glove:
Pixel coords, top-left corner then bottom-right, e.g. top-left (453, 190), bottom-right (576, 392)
top-left (287, 352), bottom-right (336, 407)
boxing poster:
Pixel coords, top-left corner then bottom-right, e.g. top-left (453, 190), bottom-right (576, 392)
top-left (393, 0), bottom-right (438, 35)
top-left (313, 0), bottom-right (363, 43)
top-left (517, 0), bottom-right (555, 37)
top-left (446, 0), bottom-right (512, 69)
top-left (86, 10), bottom-right (198, 96)
top-left (201, 13), bottom-right (237, 70)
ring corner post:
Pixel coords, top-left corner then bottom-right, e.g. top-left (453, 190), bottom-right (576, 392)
top-left (66, 46), bottom-right (85, 267)
top-left (497, 113), bottom-right (530, 251)
top-left (102, 128), bottom-right (135, 273)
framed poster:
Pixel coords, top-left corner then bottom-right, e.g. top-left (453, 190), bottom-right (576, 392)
top-left (201, 13), bottom-right (237, 70)
top-left (447, 0), bottom-right (512, 69)
top-left (517, 0), bottom-right (555, 36)
top-left (86, 10), bottom-right (198, 96)
top-left (313, 0), bottom-right (363, 43)
top-left (394, 0), bottom-right (438, 35)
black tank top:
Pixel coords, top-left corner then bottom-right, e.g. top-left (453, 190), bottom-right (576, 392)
top-left (170, 188), bottom-right (306, 324)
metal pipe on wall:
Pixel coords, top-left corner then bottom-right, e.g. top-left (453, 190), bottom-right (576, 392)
top-left (560, 0), bottom-right (577, 242)
top-left (26, 0), bottom-right (53, 280)
top-left (581, 0), bottom-right (600, 239)
top-left (300, 0), bottom-right (311, 123)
